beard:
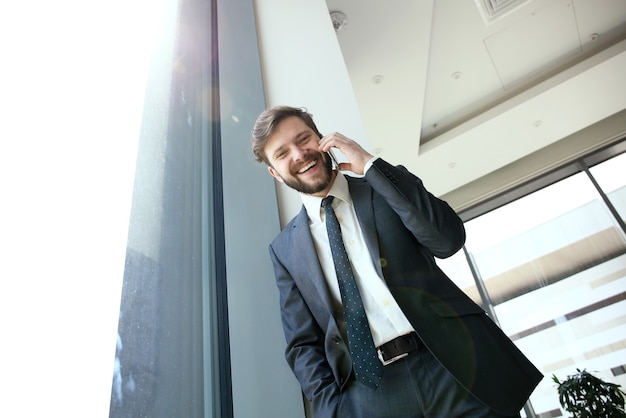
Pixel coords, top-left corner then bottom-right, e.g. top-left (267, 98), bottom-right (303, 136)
top-left (280, 151), bottom-right (334, 195)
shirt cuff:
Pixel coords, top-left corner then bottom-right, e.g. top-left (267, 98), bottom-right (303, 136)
top-left (363, 156), bottom-right (379, 175)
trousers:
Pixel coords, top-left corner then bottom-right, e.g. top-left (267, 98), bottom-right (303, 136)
top-left (336, 345), bottom-right (521, 418)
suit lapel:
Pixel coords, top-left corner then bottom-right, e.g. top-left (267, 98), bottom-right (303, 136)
top-left (288, 208), bottom-right (335, 313)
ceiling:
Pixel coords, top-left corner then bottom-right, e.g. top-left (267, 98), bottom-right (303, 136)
top-left (324, 0), bottom-right (626, 203)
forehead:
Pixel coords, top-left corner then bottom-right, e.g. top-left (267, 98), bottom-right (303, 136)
top-left (264, 116), bottom-right (311, 151)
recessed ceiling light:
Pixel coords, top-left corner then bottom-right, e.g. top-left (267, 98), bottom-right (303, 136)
top-left (451, 71), bottom-right (462, 80)
top-left (372, 75), bottom-right (384, 84)
top-left (533, 120), bottom-right (543, 127)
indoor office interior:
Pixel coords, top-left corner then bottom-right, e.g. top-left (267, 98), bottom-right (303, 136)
top-left (2, 0), bottom-right (625, 417)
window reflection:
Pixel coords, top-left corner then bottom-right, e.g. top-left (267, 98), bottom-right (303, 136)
top-left (111, 250), bottom-right (162, 416)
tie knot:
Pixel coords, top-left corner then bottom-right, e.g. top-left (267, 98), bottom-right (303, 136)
top-left (321, 196), bottom-right (334, 210)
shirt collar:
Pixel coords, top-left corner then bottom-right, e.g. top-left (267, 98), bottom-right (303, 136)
top-left (301, 172), bottom-right (352, 223)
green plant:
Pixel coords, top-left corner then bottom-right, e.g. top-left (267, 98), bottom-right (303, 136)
top-left (552, 368), bottom-right (626, 417)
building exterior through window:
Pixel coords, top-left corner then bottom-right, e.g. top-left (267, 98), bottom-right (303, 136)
top-left (437, 140), bottom-right (626, 417)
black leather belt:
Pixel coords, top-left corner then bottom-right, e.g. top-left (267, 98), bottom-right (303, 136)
top-left (377, 332), bottom-right (420, 366)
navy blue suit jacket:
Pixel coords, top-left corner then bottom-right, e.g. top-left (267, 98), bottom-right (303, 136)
top-left (269, 159), bottom-right (542, 417)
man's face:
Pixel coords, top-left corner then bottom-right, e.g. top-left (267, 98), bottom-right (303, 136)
top-left (264, 116), bottom-right (335, 196)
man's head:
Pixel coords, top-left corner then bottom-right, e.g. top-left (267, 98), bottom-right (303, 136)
top-left (251, 106), bottom-right (335, 196)
top-left (252, 106), bottom-right (323, 164)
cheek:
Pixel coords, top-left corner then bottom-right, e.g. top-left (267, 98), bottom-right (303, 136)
top-left (268, 165), bottom-right (285, 182)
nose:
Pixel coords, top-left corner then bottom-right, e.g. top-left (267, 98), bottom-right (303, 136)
top-left (291, 144), bottom-right (308, 161)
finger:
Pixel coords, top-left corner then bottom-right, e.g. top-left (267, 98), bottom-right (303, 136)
top-left (319, 133), bottom-right (347, 151)
top-left (318, 135), bottom-right (337, 152)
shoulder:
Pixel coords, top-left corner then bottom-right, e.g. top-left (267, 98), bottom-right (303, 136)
top-left (270, 206), bottom-right (308, 247)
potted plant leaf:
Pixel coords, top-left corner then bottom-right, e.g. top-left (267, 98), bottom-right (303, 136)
top-left (552, 368), bottom-right (626, 417)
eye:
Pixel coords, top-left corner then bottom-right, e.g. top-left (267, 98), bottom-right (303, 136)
top-left (298, 135), bottom-right (310, 144)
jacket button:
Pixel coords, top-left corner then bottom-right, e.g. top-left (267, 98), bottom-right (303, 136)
top-left (332, 336), bottom-right (341, 344)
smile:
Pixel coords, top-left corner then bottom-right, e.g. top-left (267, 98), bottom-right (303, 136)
top-left (297, 160), bottom-right (317, 174)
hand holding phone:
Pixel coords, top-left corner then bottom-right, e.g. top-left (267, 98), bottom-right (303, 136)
top-left (319, 132), bottom-right (373, 175)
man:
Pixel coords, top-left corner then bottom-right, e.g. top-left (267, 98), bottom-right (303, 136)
top-left (252, 106), bottom-right (542, 417)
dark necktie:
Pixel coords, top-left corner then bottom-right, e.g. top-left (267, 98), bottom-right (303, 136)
top-left (321, 196), bottom-right (382, 389)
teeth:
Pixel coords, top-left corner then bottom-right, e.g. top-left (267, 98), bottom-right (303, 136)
top-left (298, 160), bottom-right (316, 174)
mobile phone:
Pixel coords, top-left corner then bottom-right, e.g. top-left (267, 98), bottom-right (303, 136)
top-left (327, 149), bottom-right (340, 170)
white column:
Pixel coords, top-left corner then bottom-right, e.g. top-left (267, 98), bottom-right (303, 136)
top-left (254, 0), bottom-right (370, 225)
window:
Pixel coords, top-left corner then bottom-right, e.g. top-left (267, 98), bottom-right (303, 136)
top-left (588, 151), bottom-right (626, 222)
top-left (109, 0), bottom-right (232, 416)
top-left (440, 139), bottom-right (626, 417)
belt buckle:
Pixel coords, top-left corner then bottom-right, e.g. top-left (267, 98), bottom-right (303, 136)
top-left (377, 349), bottom-right (408, 366)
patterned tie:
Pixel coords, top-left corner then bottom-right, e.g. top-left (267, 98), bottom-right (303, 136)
top-left (321, 196), bottom-right (383, 389)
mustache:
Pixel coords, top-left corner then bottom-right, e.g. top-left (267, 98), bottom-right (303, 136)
top-left (291, 152), bottom-right (326, 174)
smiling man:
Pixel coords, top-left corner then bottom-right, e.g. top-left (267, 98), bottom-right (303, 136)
top-left (251, 106), bottom-right (542, 418)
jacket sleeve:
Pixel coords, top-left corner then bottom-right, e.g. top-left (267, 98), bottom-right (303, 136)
top-left (269, 244), bottom-right (340, 418)
top-left (364, 158), bottom-right (466, 258)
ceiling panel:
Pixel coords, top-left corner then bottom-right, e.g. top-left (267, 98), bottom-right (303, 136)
top-left (484, 0), bottom-right (581, 89)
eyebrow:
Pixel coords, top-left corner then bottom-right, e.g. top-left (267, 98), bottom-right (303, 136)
top-left (294, 129), bottom-right (311, 140)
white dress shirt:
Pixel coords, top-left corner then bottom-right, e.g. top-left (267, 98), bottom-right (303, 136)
top-left (300, 169), bottom-right (415, 347)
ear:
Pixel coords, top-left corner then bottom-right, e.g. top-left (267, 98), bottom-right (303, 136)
top-left (267, 166), bottom-right (284, 183)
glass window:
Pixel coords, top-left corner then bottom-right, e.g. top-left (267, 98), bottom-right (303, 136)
top-left (589, 151), bottom-right (626, 223)
top-left (458, 151), bottom-right (626, 416)
top-left (109, 0), bottom-right (230, 416)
